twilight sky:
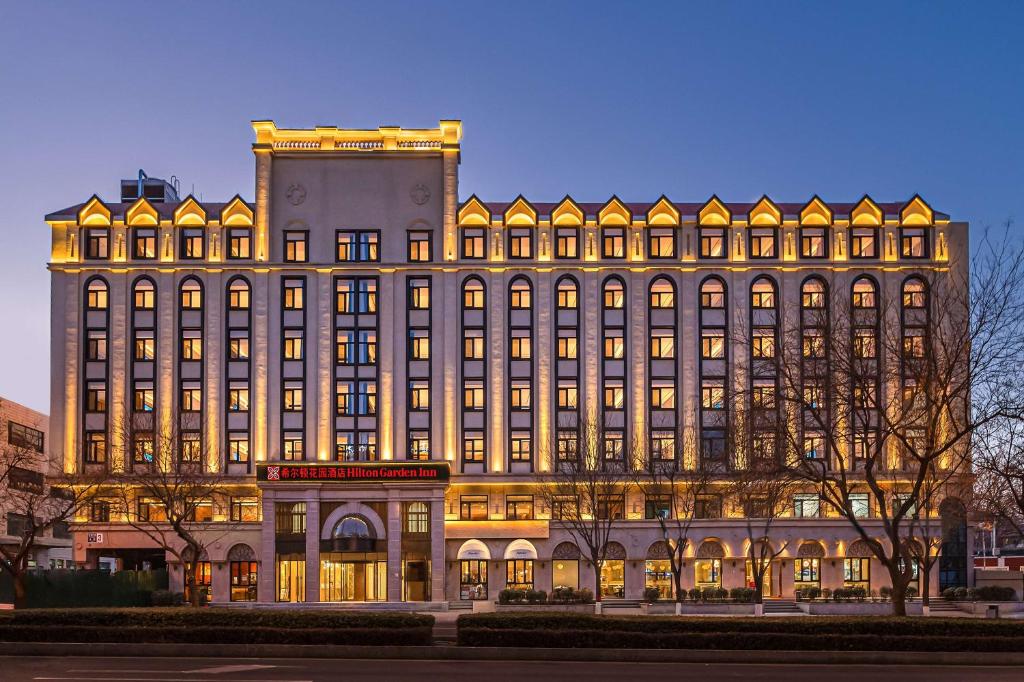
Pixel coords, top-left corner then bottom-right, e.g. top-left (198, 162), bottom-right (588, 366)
top-left (1, 0), bottom-right (1022, 413)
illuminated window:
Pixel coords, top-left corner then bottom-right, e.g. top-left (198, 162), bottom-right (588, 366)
top-left (509, 280), bottom-right (532, 309)
top-left (181, 432), bottom-right (201, 463)
top-left (651, 432), bottom-right (675, 461)
top-left (801, 280), bottom-right (825, 309)
top-left (902, 279), bottom-right (927, 309)
top-left (800, 227), bottom-right (827, 258)
top-left (701, 381), bottom-right (725, 410)
top-left (229, 332), bottom-right (249, 360)
top-left (409, 381), bottom-right (430, 411)
top-left (649, 279), bottom-right (675, 308)
top-left (853, 330), bottom-right (876, 358)
top-left (751, 278), bottom-right (775, 309)
top-left (510, 331), bottom-right (532, 360)
top-left (508, 228), bottom-right (532, 259)
top-left (793, 494), bottom-right (819, 518)
top-left (283, 433), bottom-right (304, 461)
top-left (852, 278), bottom-right (876, 308)
top-left (229, 433), bottom-right (250, 463)
top-left (803, 433), bottom-right (824, 460)
top-left (700, 227), bottom-right (726, 258)
top-left (901, 228), bottom-right (927, 258)
top-left (463, 280), bottom-right (485, 309)
top-left (506, 495), bottom-right (534, 520)
top-left (700, 279), bottom-right (724, 309)
top-left (462, 228), bottom-right (485, 259)
top-left (408, 278), bottom-right (430, 309)
top-left (650, 382), bottom-right (676, 410)
top-left (650, 329), bottom-right (675, 359)
top-left (336, 382), bottom-right (354, 415)
top-left (557, 431), bottom-right (578, 461)
top-left (602, 227), bottom-right (625, 258)
top-left (463, 433), bottom-right (485, 463)
top-left (603, 380), bottom-right (624, 410)
top-left (556, 228), bottom-right (578, 259)
top-left (86, 280), bottom-right (108, 310)
top-left (557, 330), bottom-right (577, 359)
top-left (86, 382), bottom-right (107, 412)
top-left (357, 381), bottom-right (376, 415)
top-left (463, 329), bottom-right (484, 360)
top-left (408, 329), bottom-right (430, 360)
top-left (851, 228), bottom-right (878, 258)
top-left (603, 329), bottom-right (624, 359)
top-left (701, 330), bottom-right (725, 359)
top-left (460, 494), bottom-right (487, 519)
top-left (87, 330), bottom-right (108, 360)
top-left (284, 231), bottom-right (307, 262)
top-left (133, 228), bottom-right (156, 259)
top-left (752, 329), bottom-right (775, 358)
top-left (408, 431), bottom-right (430, 461)
top-left (133, 381), bottom-right (154, 413)
top-left (227, 229), bottom-right (251, 259)
top-left (408, 231), bottom-right (432, 262)
top-left (556, 279), bottom-right (578, 308)
top-left (602, 433), bottom-right (624, 462)
top-left (283, 382), bottom-right (304, 412)
top-left (133, 281), bottom-right (155, 310)
top-left (603, 280), bottom-right (625, 308)
top-left (557, 381), bottom-right (578, 409)
top-left (283, 279), bottom-right (304, 310)
top-left (181, 228), bottom-right (204, 259)
top-left (180, 382), bottom-right (202, 412)
top-left (84, 432), bottom-right (106, 463)
top-left (180, 281), bottom-right (202, 309)
top-left (283, 329), bottom-right (303, 360)
top-left (132, 433), bottom-right (154, 464)
top-left (228, 280), bottom-right (250, 310)
top-left (85, 229), bottom-right (109, 260)
top-left (648, 228), bottom-right (676, 258)
top-left (463, 381), bottom-right (484, 410)
top-left (406, 502), bottom-right (429, 533)
top-left (510, 382), bottom-right (532, 411)
top-left (336, 230), bottom-right (379, 262)
top-left (181, 332), bottom-right (202, 360)
top-left (510, 433), bottom-right (532, 461)
top-left (749, 228), bottom-right (776, 258)
top-left (228, 382), bottom-right (249, 412)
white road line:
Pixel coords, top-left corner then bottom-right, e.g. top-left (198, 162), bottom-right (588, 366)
top-left (184, 665), bottom-right (278, 674)
top-left (35, 678), bottom-right (311, 682)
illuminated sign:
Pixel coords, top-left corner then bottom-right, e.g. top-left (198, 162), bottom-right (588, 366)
top-left (257, 462), bottom-right (450, 483)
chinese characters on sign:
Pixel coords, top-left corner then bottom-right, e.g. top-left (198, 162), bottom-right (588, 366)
top-left (257, 462), bottom-right (450, 483)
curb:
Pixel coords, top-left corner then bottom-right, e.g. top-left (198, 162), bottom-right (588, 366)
top-left (1, 642), bottom-right (1023, 666)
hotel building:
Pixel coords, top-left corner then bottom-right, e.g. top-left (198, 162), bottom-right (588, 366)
top-left (45, 120), bottom-right (970, 604)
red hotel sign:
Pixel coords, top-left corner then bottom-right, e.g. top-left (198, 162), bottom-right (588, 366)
top-left (257, 462), bottom-right (450, 483)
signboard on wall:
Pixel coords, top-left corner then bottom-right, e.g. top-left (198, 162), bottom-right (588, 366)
top-left (256, 462), bottom-right (450, 484)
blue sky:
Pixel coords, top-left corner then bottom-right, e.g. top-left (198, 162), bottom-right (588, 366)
top-left (1, 0), bottom-right (1022, 412)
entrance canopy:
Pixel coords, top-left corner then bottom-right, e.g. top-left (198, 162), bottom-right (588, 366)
top-left (504, 539), bottom-right (538, 560)
top-left (457, 539), bottom-right (491, 561)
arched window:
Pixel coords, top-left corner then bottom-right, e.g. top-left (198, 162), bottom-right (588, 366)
top-left (700, 278), bottom-right (725, 310)
top-left (463, 278), bottom-right (485, 310)
top-left (902, 278), bottom-right (927, 309)
top-left (406, 502), bottom-right (429, 533)
top-left (227, 278), bottom-right (250, 310)
top-left (801, 279), bottom-right (826, 309)
top-left (750, 277), bottom-right (776, 309)
top-left (649, 277), bottom-right (675, 309)
top-left (180, 278), bottom-right (203, 310)
top-left (852, 277), bottom-right (877, 309)
top-left (85, 278), bottom-right (109, 310)
top-left (556, 277), bottom-right (578, 310)
top-left (603, 279), bottom-right (624, 309)
top-left (132, 279), bottom-right (155, 311)
top-left (509, 277), bottom-right (532, 309)
top-left (333, 516), bottom-right (371, 539)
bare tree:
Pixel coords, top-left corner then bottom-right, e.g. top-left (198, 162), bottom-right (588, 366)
top-left (112, 413), bottom-right (238, 606)
top-left (768, 229), bottom-right (1024, 615)
top-left (0, 404), bottom-right (106, 606)
top-left (536, 412), bottom-right (635, 602)
top-left (632, 413), bottom-right (713, 609)
top-left (974, 416), bottom-right (1024, 543)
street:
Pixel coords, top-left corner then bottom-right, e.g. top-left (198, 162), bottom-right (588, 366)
top-left (2, 657), bottom-right (1021, 682)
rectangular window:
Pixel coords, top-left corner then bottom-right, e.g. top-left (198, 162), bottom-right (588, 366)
top-left (510, 432), bottom-right (532, 461)
top-left (793, 493), bottom-right (820, 518)
top-left (283, 279), bottom-right (304, 310)
top-left (853, 330), bottom-right (876, 359)
top-left (181, 332), bottom-right (202, 360)
top-left (508, 229), bottom-right (532, 259)
top-left (901, 228), bottom-right (927, 258)
top-left (603, 381), bottom-right (624, 410)
top-left (283, 329), bottom-right (304, 360)
top-left (230, 561), bottom-right (259, 602)
top-left (648, 229), bottom-right (676, 258)
top-left (336, 230), bottom-right (379, 262)
top-left (603, 330), bottom-right (624, 359)
top-left (358, 330), bottom-right (377, 365)
top-left (227, 229), bottom-right (251, 259)
top-left (283, 382), bottom-right (304, 412)
top-left (180, 382), bottom-right (202, 412)
top-left (752, 382), bottom-right (776, 409)
top-left (228, 382), bottom-right (250, 412)
top-left (510, 331), bottom-right (532, 360)
top-left (695, 495), bottom-right (723, 519)
top-left (557, 331), bottom-right (577, 359)
top-left (463, 432), bottom-right (485, 463)
top-left (850, 493), bottom-right (870, 518)
top-left (181, 228), bottom-right (204, 259)
top-left (701, 381), bottom-right (725, 410)
top-left (701, 430), bottom-right (726, 461)
top-left (87, 331), bottom-right (108, 360)
top-left (84, 432), bottom-right (106, 463)
top-left (752, 329), bottom-right (775, 358)
top-left (556, 228), bottom-right (578, 259)
top-left (8, 421), bottom-right (44, 452)
top-left (650, 329), bottom-right (675, 359)
top-left (651, 431), bottom-right (675, 461)
top-left (85, 229), bottom-right (109, 259)
top-left (510, 382), bottom-right (532, 411)
top-left (557, 430), bottom-right (578, 461)
top-left (802, 330), bottom-right (825, 358)
top-left (557, 381), bottom-right (578, 409)
top-left (460, 495), bottom-right (488, 520)
top-left (464, 381), bottom-right (485, 410)
top-left (336, 381), bottom-right (354, 415)
top-left (749, 229), bottom-right (776, 258)
top-left (505, 495), bottom-right (534, 520)
top-left (408, 329), bottom-right (430, 360)
top-left (408, 278), bottom-right (431, 309)
top-left (284, 231), bottom-right (307, 262)
top-left (228, 433), bottom-right (250, 463)
top-left (844, 558), bottom-right (870, 584)
top-left (358, 381), bottom-right (377, 415)
top-left (133, 229), bottom-right (157, 259)
top-left (275, 502), bottom-right (306, 534)
top-left (463, 330), bottom-right (484, 360)
top-left (645, 494), bottom-right (671, 520)
top-left (132, 433), bottom-right (154, 464)
top-left (408, 430), bottom-right (430, 461)
top-left (597, 494), bottom-right (624, 520)
top-left (229, 332), bottom-right (250, 360)
top-left (699, 228), bottom-right (726, 258)
top-left (86, 382), bottom-right (107, 413)
top-left (409, 381), bottom-right (430, 411)
top-left (133, 381), bottom-right (155, 413)
top-left (602, 227), bottom-right (625, 258)
top-left (134, 333), bottom-right (155, 361)
top-left (903, 330), bottom-right (926, 359)
top-left (800, 228), bottom-right (827, 258)
top-left (90, 499), bottom-right (111, 522)
top-left (603, 431), bottom-right (624, 462)
top-left (283, 432), bottom-right (304, 461)
top-left (462, 228), bottom-right (485, 259)
top-left (408, 231), bottom-right (432, 262)
top-left (851, 228), bottom-right (878, 258)
top-left (180, 432), bottom-right (201, 463)
top-left (803, 432), bottom-right (824, 460)
top-left (651, 382), bottom-right (676, 410)
top-left (701, 330), bottom-right (725, 359)
top-left (463, 285), bottom-right (484, 310)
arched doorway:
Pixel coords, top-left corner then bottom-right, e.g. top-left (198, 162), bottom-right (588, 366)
top-left (319, 514), bottom-right (386, 602)
top-left (939, 498), bottom-right (967, 590)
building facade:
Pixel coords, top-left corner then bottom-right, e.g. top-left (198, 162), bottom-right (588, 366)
top-left (46, 120), bottom-right (970, 604)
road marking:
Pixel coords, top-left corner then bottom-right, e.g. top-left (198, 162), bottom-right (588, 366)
top-left (36, 678), bottom-right (311, 682)
top-left (184, 665), bottom-right (278, 674)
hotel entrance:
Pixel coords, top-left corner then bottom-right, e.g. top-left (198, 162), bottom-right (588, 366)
top-left (320, 554), bottom-right (386, 601)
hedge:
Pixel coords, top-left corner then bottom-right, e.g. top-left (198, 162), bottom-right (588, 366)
top-left (457, 627), bottom-right (1024, 652)
top-left (0, 624), bottom-right (432, 646)
top-left (456, 613), bottom-right (1024, 640)
top-left (0, 607), bottom-right (432, 631)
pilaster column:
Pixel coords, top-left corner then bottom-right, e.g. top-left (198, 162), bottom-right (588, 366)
top-left (304, 492), bottom-right (320, 602)
top-left (387, 498), bottom-right (402, 601)
top-left (430, 495), bottom-right (446, 601)
top-left (258, 490), bottom-right (276, 602)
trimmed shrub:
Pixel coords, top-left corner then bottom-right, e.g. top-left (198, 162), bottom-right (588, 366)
top-left (0, 624), bottom-right (432, 646)
top-left (150, 590), bottom-right (183, 607)
top-left (525, 589), bottom-right (547, 604)
top-left (687, 588), bottom-right (701, 602)
top-left (643, 587), bottom-right (661, 603)
top-left (905, 586), bottom-right (918, 599)
top-left (576, 588), bottom-right (594, 604)
top-left (3, 608), bottom-right (432, 630)
top-left (701, 587), bottom-right (727, 602)
top-left (729, 587), bottom-right (756, 603)
top-left (975, 585), bottom-right (1016, 601)
top-left (879, 586), bottom-right (892, 601)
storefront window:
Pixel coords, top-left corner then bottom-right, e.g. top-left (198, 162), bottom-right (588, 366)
top-left (552, 559), bottom-right (579, 590)
top-left (183, 561), bottom-right (212, 604)
top-left (694, 559), bottom-right (722, 588)
top-left (745, 559), bottom-right (772, 597)
top-left (320, 553), bottom-right (386, 601)
top-left (844, 557), bottom-right (871, 587)
top-left (600, 560), bottom-right (625, 598)
top-left (276, 553), bottom-right (305, 602)
top-left (460, 559), bottom-right (488, 600)
top-left (645, 560), bottom-right (672, 598)
top-left (506, 559), bottom-right (534, 590)
top-left (230, 561), bottom-right (258, 602)
top-left (794, 557), bottom-right (820, 584)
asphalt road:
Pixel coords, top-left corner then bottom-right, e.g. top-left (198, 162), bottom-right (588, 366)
top-left (2, 657), bottom-right (1022, 682)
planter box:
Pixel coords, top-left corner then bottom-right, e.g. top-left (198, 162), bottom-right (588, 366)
top-left (675, 603), bottom-right (756, 615)
top-left (956, 601), bottom-right (1024, 616)
top-left (494, 603), bottom-right (596, 614)
top-left (798, 601), bottom-right (924, 616)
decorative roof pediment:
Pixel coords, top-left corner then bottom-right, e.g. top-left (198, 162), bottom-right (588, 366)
top-left (220, 195), bottom-right (253, 226)
top-left (850, 195), bottom-right (883, 226)
top-left (503, 195), bottom-right (537, 226)
top-left (78, 195), bottom-right (111, 226)
top-left (174, 196), bottom-right (207, 226)
top-left (125, 197), bottom-right (159, 226)
top-left (698, 195), bottom-right (731, 226)
top-left (598, 196), bottom-right (631, 226)
top-left (646, 195), bottom-right (679, 226)
top-left (748, 195), bottom-right (781, 226)
top-left (900, 194), bottom-right (933, 226)
top-left (551, 196), bottom-right (584, 226)
top-left (458, 195), bottom-right (491, 226)
top-left (800, 195), bottom-right (832, 226)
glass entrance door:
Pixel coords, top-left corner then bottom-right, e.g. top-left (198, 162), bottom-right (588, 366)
top-left (319, 554), bottom-right (386, 601)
